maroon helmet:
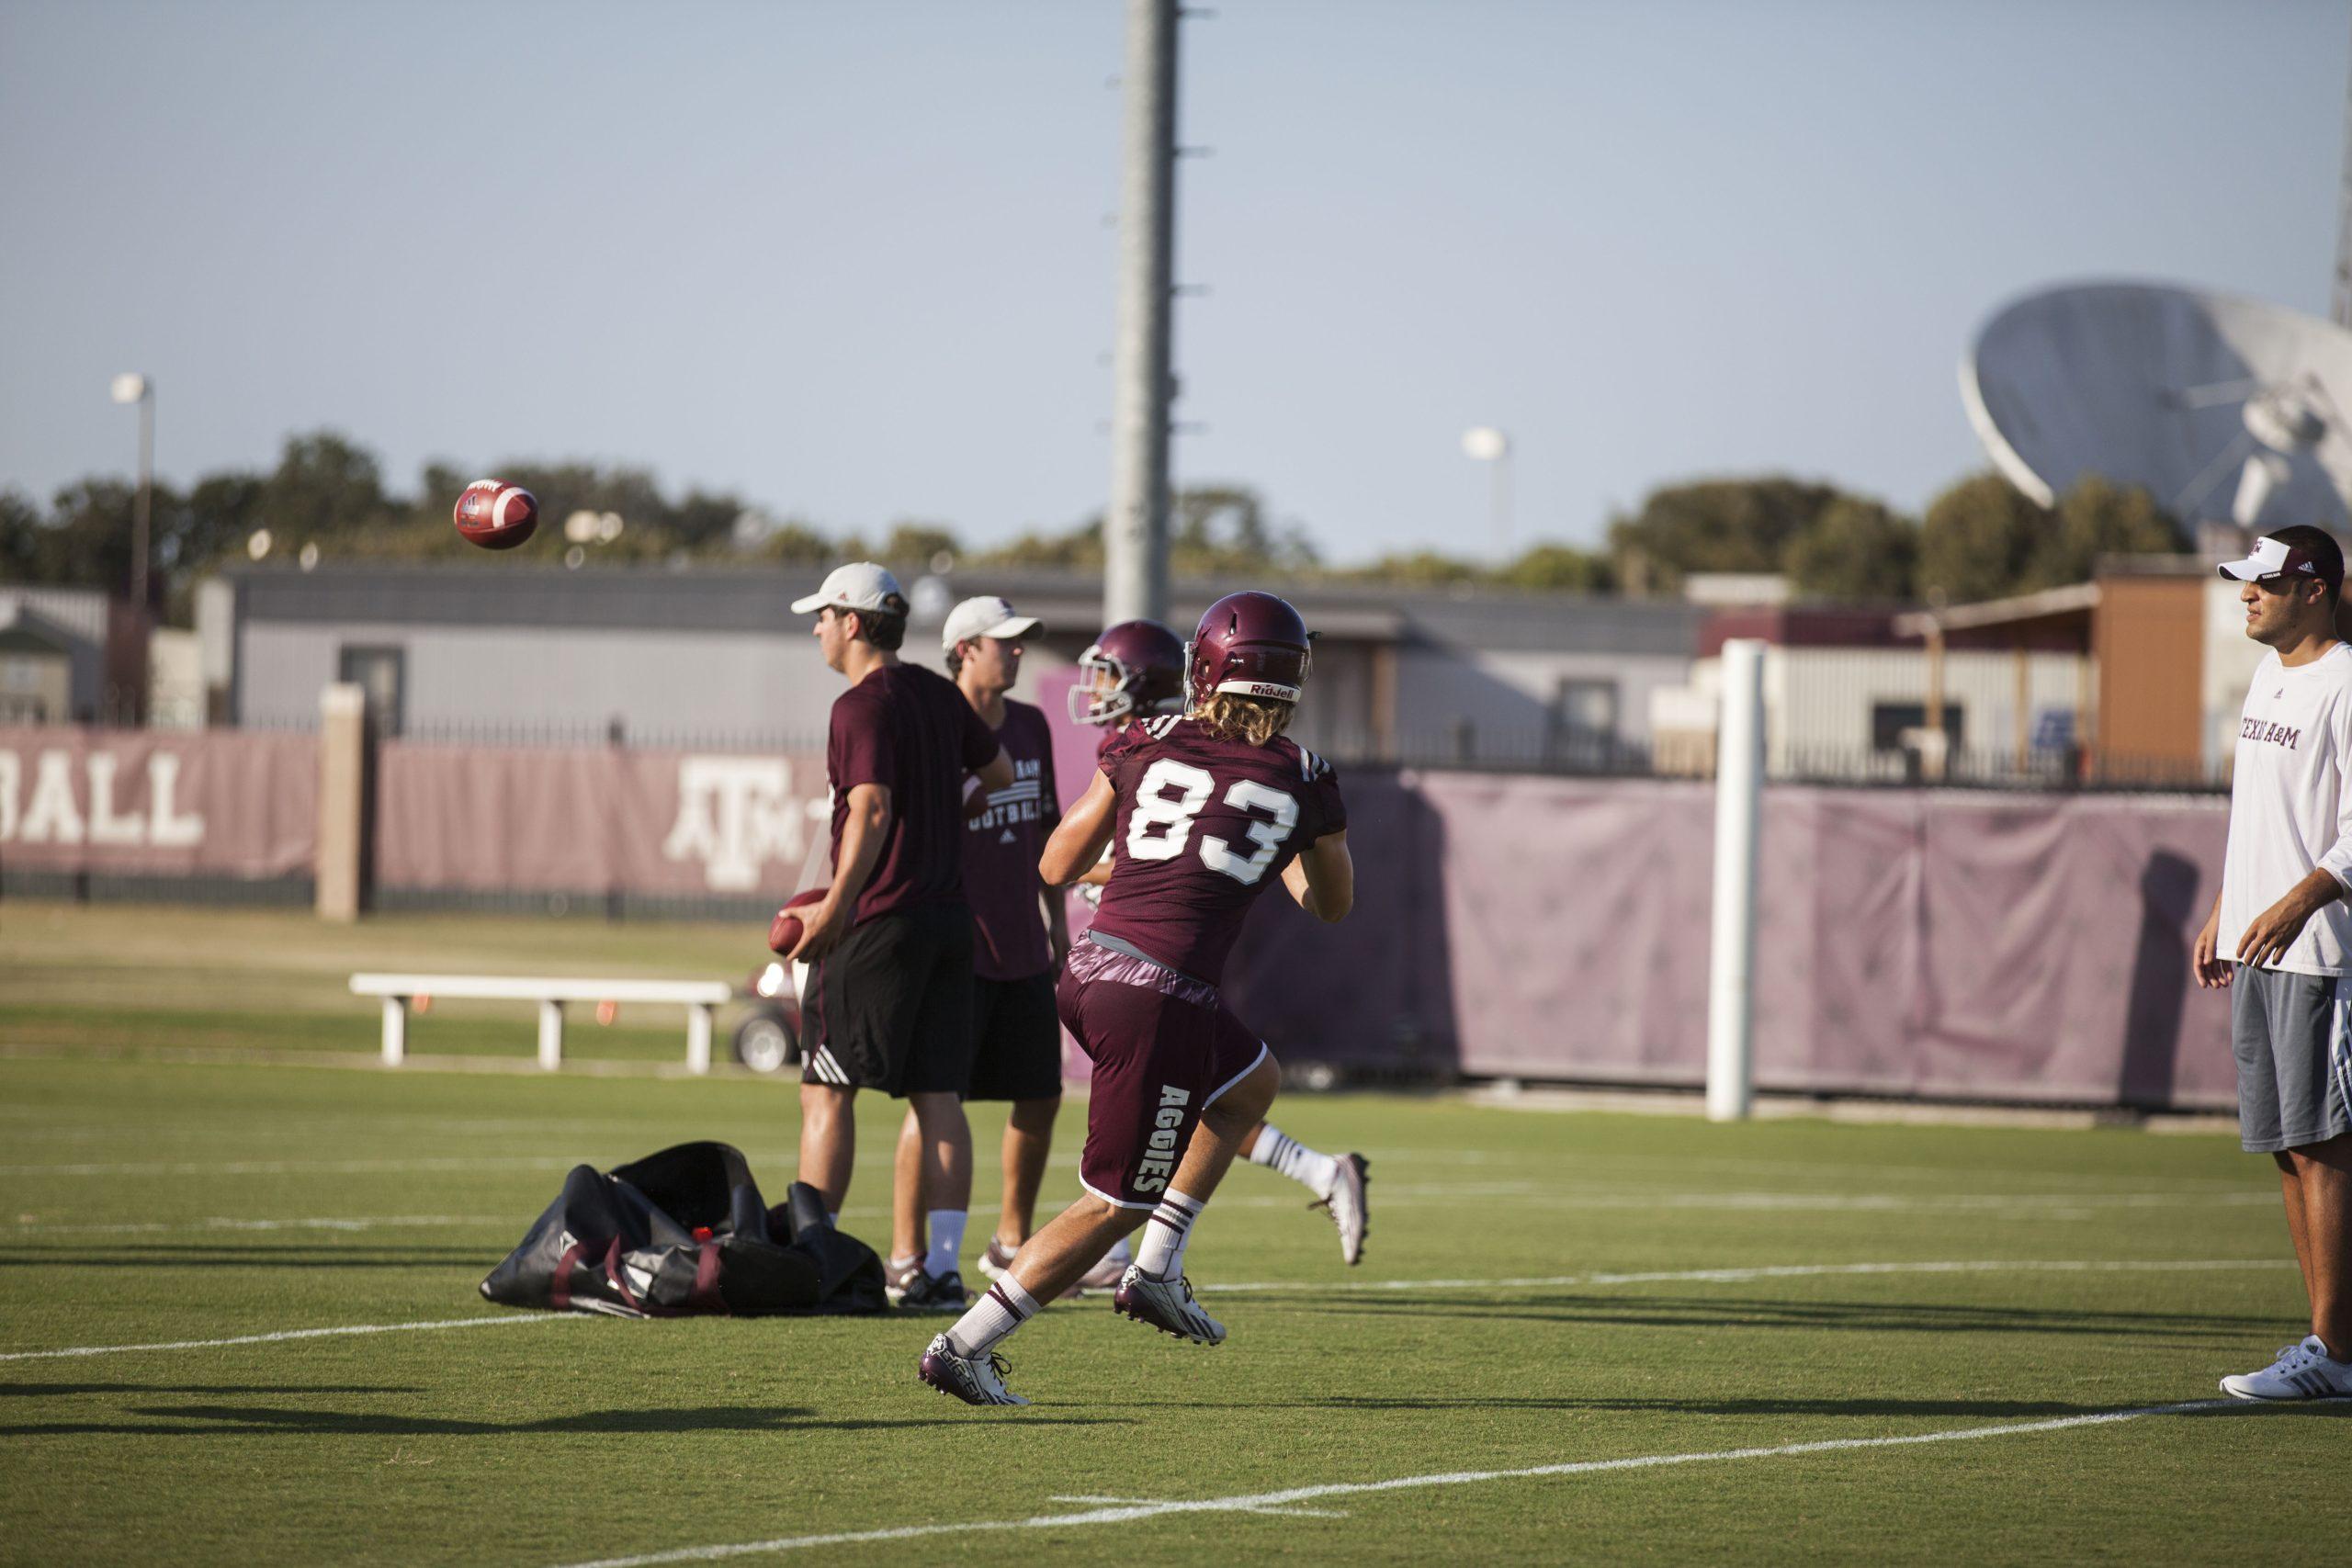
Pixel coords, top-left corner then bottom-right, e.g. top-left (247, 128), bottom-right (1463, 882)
top-left (1185, 591), bottom-right (1314, 711)
top-left (1070, 618), bottom-right (1187, 726)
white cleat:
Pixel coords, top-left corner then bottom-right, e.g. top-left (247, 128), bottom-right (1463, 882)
top-left (1313, 1153), bottom-right (1371, 1266)
top-left (2220, 1336), bottom-right (2352, 1401)
top-left (918, 1333), bottom-right (1031, 1406)
top-left (1112, 1265), bottom-right (1227, 1345)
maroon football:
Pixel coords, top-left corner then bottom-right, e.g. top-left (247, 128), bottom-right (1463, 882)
top-left (768, 887), bottom-right (829, 955)
top-left (453, 479), bottom-right (538, 550)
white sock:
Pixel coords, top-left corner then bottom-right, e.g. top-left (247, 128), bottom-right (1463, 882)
top-left (924, 1209), bottom-right (967, 1279)
top-left (886, 1252), bottom-right (919, 1272)
top-left (945, 1276), bottom-right (1040, 1359)
top-left (1250, 1123), bottom-right (1340, 1199)
top-left (1134, 1190), bottom-right (1205, 1280)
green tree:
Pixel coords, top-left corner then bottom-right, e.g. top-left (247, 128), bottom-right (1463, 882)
top-left (1917, 471), bottom-right (2050, 604)
top-left (880, 522), bottom-right (960, 568)
top-left (257, 431), bottom-right (395, 545)
top-left (2032, 475), bottom-right (2183, 586)
top-left (1782, 497), bottom-right (1920, 602)
top-left (1607, 477), bottom-right (1845, 594)
top-left (1498, 543), bottom-right (1613, 592)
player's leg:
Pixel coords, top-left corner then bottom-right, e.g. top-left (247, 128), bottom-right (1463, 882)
top-left (888, 1108), bottom-right (925, 1287)
top-left (795, 938), bottom-right (860, 1214)
top-left (1134, 1052), bottom-right (1278, 1283)
top-left (2222, 971), bottom-right (2352, 1398)
top-left (998, 1096), bottom-right (1058, 1247)
top-left (2286, 1134), bottom-right (2352, 1357)
top-left (1243, 1120), bottom-right (1372, 1265)
top-left (796, 1082), bottom-right (857, 1215)
top-left (920, 1192), bottom-right (1148, 1405)
top-left (898, 907), bottom-right (978, 1307)
top-left (922, 955), bottom-right (1145, 1404)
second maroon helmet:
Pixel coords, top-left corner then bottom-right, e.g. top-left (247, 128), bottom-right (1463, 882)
top-left (1185, 591), bottom-right (1314, 712)
top-left (1069, 618), bottom-right (1187, 726)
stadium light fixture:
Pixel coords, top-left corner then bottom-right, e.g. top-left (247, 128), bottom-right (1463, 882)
top-left (1461, 426), bottom-right (1513, 558)
top-left (110, 373), bottom-right (155, 616)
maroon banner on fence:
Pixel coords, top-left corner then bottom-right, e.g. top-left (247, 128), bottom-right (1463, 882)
top-left (0, 725), bottom-right (316, 878)
top-left (1215, 773), bottom-right (2238, 1111)
top-left (374, 741), bottom-right (832, 898)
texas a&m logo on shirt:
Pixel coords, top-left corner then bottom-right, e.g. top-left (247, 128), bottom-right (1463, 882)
top-left (2241, 716), bottom-right (2303, 750)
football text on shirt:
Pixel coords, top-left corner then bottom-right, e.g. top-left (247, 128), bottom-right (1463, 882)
top-left (967, 751), bottom-right (1046, 834)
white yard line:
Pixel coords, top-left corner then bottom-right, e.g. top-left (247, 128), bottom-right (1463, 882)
top-left (546, 1399), bottom-right (2265, 1568)
top-left (0, 1313), bottom-right (578, 1363)
top-left (1204, 1257), bottom-right (2301, 1293)
top-left (0, 1258), bottom-right (2294, 1363)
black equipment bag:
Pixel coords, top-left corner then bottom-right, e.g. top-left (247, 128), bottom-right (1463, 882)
top-left (480, 1141), bottom-right (886, 1316)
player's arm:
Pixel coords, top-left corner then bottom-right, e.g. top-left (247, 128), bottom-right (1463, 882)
top-left (2192, 888), bottom-right (2230, 988)
top-left (1040, 770), bottom-right (1116, 886)
top-left (790, 783), bottom-right (889, 962)
top-left (975, 745), bottom-right (1015, 795)
top-left (1282, 829), bottom-right (1353, 923)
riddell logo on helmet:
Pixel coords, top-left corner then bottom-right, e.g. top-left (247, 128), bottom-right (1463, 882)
top-left (1134, 1084), bottom-right (1190, 1193)
top-left (1234, 682), bottom-right (1295, 698)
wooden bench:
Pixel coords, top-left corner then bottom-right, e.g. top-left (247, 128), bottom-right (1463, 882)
top-left (349, 974), bottom-right (736, 1072)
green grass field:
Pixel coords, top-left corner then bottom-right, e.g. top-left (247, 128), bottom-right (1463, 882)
top-left (1, 901), bottom-right (2346, 1564)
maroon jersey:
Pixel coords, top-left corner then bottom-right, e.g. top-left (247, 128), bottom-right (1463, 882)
top-left (962, 699), bottom-right (1060, 980)
top-left (827, 663), bottom-right (1001, 925)
top-left (1086, 716), bottom-right (1346, 985)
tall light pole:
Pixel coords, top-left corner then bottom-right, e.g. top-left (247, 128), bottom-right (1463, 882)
top-left (1105, 0), bottom-right (1178, 627)
top-left (110, 373), bottom-right (154, 612)
top-left (1462, 426), bottom-right (1513, 559)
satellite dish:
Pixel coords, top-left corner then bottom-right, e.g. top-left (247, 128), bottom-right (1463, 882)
top-left (1960, 281), bottom-right (2352, 530)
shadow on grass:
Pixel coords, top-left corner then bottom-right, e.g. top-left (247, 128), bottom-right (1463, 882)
top-left (0, 1245), bottom-right (493, 1271)
top-left (0, 1383), bottom-right (423, 1399)
top-left (0, 1404), bottom-right (1127, 1437)
top-left (1272, 1292), bottom-right (2281, 1341)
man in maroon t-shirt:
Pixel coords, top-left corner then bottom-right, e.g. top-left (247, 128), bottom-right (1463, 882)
top-left (786, 563), bottom-right (1011, 1314)
top-left (891, 597), bottom-right (1090, 1296)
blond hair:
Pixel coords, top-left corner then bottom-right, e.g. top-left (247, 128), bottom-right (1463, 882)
top-left (1193, 692), bottom-right (1294, 746)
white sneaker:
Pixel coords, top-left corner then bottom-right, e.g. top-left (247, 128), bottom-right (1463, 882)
top-left (2220, 1336), bottom-right (2352, 1401)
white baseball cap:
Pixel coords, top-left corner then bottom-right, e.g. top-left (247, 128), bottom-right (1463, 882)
top-left (941, 595), bottom-right (1043, 650)
top-left (791, 562), bottom-right (909, 616)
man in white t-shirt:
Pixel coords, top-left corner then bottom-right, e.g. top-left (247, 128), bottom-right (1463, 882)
top-left (2194, 525), bottom-right (2352, 1400)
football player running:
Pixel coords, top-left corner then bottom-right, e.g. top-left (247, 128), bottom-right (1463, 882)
top-left (1062, 618), bottom-right (1372, 1270)
top-left (921, 592), bottom-right (1353, 1405)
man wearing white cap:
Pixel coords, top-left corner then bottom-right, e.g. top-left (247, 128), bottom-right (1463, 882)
top-left (2197, 525), bottom-right (2352, 1400)
top-left (888, 597), bottom-right (1100, 1295)
top-left (786, 563), bottom-right (1015, 1313)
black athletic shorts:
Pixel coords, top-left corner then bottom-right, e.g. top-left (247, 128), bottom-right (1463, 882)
top-left (800, 904), bottom-right (975, 1097)
top-left (965, 970), bottom-right (1064, 1101)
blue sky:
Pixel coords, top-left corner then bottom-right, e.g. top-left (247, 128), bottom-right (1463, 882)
top-left (2, 0), bottom-right (2344, 563)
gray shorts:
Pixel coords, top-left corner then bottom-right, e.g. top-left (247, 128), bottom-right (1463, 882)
top-left (2229, 964), bottom-right (2352, 1154)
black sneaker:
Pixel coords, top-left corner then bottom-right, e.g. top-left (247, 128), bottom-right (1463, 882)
top-left (897, 1267), bottom-right (969, 1312)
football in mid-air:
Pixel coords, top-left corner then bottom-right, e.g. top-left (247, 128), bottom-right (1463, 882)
top-left (453, 479), bottom-right (538, 550)
top-left (767, 887), bottom-right (828, 955)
